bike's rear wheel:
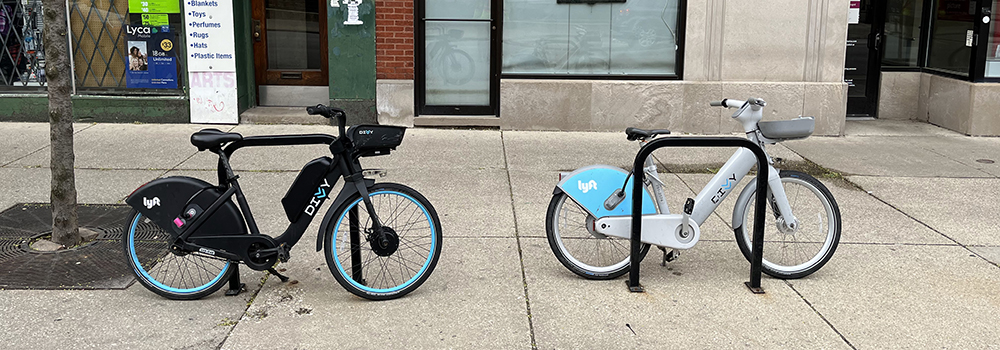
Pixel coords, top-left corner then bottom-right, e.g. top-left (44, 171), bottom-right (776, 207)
top-left (733, 170), bottom-right (841, 279)
top-left (123, 211), bottom-right (234, 300)
top-left (546, 193), bottom-right (649, 280)
top-left (324, 183), bottom-right (442, 300)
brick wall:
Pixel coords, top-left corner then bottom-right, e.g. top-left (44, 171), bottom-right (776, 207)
top-left (375, 0), bottom-right (414, 80)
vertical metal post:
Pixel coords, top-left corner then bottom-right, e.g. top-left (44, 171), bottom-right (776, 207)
top-left (64, 0), bottom-right (77, 94)
top-left (746, 153), bottom-right (768, 294)
top-left (627, 147), bottom-right (646, 292)
top-left (349, 206), bottom-right (365, 285)
top-left (626, 137), bottom-right (767, 294)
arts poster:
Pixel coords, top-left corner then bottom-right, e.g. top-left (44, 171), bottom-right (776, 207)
top-left (124, 24), bottom-right (179, 89)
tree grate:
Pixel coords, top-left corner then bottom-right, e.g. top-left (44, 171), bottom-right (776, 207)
top-left (0, 203), bottom-right (164, 290)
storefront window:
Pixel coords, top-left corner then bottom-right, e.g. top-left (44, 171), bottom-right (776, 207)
top-left (925, 0), bottom-right (976, 75)
top-left (986, 0), bottom-right (1000, 77)
top-left (502, 0), bottom-right (680, 76)
top-left (69, 0), bottom-right (184, 90)
top-left (424, 0), bottom-right (491, 105)
top-left (883, 0), bottom-right (923, 67)
top-left (1, 0), bottom-right (44, 89)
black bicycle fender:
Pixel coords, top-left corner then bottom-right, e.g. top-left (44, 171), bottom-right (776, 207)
top-left (315, 178), bottom-right (375, 252)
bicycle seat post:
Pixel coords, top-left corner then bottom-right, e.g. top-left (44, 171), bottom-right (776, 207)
top-left (214, 147), bottom-right (263, 237)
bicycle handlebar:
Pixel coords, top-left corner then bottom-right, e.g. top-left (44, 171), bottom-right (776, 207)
top-left (709, 98), bottom-right (765, 109)
top-left (306, 104), bottom-right (346, 119)
top-left (306, 104), bottom-right (348, 137)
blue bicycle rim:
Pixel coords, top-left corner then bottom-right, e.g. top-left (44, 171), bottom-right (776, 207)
top-left (332, 190), bottom-right (436, 294)
top-left (128, 213), bottom-right (230, 295)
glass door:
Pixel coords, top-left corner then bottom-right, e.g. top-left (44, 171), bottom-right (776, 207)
top-left (846, 0), bottom-right (886, 118)
top-left (416, 0), bottom-right (498, 115)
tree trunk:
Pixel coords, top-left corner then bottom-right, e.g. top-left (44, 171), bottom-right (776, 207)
top-left (43, 0), bottom-right (79, 246)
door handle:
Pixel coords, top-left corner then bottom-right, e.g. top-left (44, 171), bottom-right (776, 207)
top-left (253, 20), bottom-right (262, 42)
top-left (872, 32), bottom-right (881, 50)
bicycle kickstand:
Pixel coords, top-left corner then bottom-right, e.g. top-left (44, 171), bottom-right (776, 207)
top-left (657, 247), bottom-right (679, 267)
top-left (225, 264), bottom-right (247, 296)
top-left (267, 267), bottom-right (291, 283)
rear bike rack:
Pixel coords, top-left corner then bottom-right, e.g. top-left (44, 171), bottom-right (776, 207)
top-left (629, 137), bottom-right (769, 294)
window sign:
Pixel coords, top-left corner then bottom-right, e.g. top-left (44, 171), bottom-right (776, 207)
top-left (185, 0), bottom-right (238, 123)
top-left (124, 25), bottom-right (179, 89)
top-left (848, 1), bottom-right (860, 24)
top-left (129, 0), bottom-right (182, 14)
top-left (141, 14), bottom-right (170, 26)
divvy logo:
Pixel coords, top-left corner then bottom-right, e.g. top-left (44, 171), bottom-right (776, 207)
top-left (143, 197), bottom-right (161, 209)
top-left (578, 180), bottom-right (598, 194)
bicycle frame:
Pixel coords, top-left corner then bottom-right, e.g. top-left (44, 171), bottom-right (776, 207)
top-left (159, 133), bottom-right (380, 268)
top-left (642, 138), bottom-right (797, 229)
top-left (556, 98), bottom-right (800, 250)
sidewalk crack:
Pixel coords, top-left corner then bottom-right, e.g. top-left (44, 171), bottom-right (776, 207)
top-left (216, 273), bottom-right (269, 350)
top-left (786, 280), bottom-right (858, 350)
top-left (501, 130), bottom-right (538, 350)
top-left (1, 122), bottom-right (98, 168)
top-left (858, 186), bottom-right (1000, 269)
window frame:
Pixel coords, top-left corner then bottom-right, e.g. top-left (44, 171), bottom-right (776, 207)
top-left (498, 0), bottom-right (686, 81)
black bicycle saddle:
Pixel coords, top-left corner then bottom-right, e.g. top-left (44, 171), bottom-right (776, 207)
top-left (625, 127), bottom-right (671, 141)
top-left (191, 129), bottom-right (243, 151)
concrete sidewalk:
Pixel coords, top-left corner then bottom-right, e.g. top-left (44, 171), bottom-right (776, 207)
top-left (0, 119), bottom-right (998, 349)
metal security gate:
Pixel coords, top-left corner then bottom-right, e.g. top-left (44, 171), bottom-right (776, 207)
top-left (0, 0), bottom-right (44, 87)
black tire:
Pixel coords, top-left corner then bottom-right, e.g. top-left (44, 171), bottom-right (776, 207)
top-left (323, 183), bottom-right (442, 300)
top-left (122, 211), bottom-right (234, 300)
top-left (545, 193), bottom-right (650, 280)
top-left (733, 170), bottom-right (841, 279)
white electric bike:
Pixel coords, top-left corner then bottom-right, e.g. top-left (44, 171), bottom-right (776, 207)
top-left (546, 98), bottom-right (841, 280)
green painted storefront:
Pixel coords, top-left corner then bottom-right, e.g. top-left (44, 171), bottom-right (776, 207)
top-left (0, 1), bottom-right (375, 125)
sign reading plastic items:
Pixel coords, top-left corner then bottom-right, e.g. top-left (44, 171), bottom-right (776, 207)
top-left (124, 25), bottom-right (179, 89)
top-left (185, 0), bottom-right (238, 124)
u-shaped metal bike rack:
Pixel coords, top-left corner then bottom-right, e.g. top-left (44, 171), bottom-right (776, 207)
top-left (629, 137), bottom-right (769, 294)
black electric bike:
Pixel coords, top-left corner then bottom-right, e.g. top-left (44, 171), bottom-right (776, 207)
top-left (122, 105), bottom-right (442, 301)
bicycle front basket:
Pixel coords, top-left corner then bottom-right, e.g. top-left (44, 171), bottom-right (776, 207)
top-left (347, 125), bottom-right (406, 157)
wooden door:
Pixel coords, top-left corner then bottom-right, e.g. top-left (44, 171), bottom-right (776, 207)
top-left (251, 0), bottom-right (328, 87)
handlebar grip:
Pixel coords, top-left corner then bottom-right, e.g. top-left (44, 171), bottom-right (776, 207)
top-left (306, 104), bottom-right (324, 116)
top-left (709, 100), bottom-right (725, 107)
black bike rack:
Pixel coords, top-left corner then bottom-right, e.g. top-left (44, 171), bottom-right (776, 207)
top-left (628, 137), bottom-right (769, 294)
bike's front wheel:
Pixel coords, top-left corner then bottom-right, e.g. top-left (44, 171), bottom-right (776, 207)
top-left (122, 211), bottom-right (234, 300)
top-left (324, 183), bottom-right (442, 300)
top-left (733, 170), bottom-right (841, 279)
top-left (546, 192), bottom-right (649, 280)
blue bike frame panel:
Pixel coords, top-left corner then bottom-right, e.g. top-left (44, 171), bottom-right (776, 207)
top-left (556, 165), bottom-right (656, 218)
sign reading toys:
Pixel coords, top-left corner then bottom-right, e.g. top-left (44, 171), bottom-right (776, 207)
top-left (124, 24), bottom-right (179, 89)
